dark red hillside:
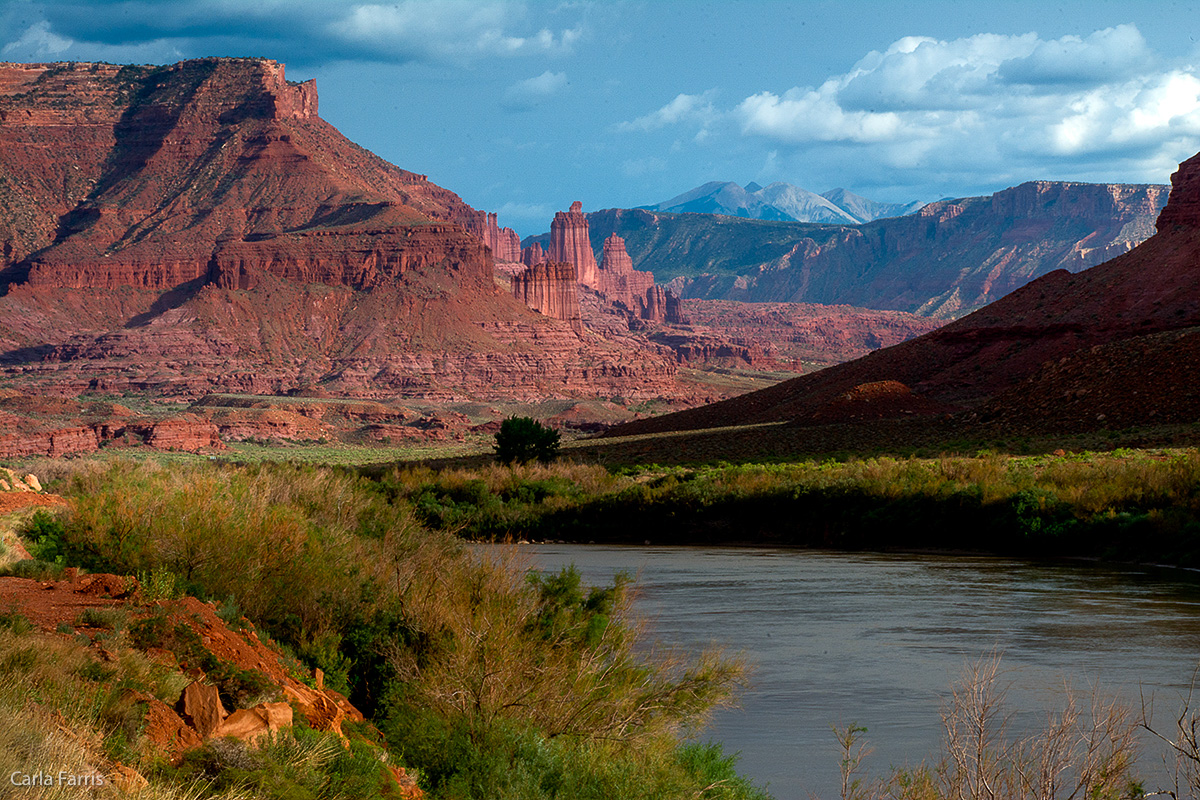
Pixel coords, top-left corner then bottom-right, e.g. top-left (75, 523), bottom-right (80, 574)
top-left (607, 150), bottom-right (1200, 437)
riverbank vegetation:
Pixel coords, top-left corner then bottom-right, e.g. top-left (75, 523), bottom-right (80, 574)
top-left (370, 448), bottom-right (1200, 566)
top-left (4, 459), bottom-right (764, 800)
top-left (8, 448), bottom-right (1200, 797)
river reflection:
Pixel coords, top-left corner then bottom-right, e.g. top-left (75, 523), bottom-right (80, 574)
top-left (502, 545), bottom-right (1200, 800)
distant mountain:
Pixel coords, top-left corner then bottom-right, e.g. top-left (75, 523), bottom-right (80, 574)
top-left (642, 181), bottom-right (925, 224)
top-left (572, 180), bottom-right (1169, 318)
top-left (605, 150), bottom-right (1200, 439)
top-left (820, 188), bottom-right (926, 223)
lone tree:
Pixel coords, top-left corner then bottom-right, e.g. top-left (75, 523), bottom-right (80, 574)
top-left (494, 416), bottom-right (561, 465)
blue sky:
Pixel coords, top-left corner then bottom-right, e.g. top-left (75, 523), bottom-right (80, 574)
top-left (3, 1), bottom-right (1199, 236)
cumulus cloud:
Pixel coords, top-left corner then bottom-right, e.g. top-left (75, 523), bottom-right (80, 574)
top-left (330, 2), bottom-right (581, 63)
top-left (617, 90), bottom-right (719, 133)
top-left (726, 25), bottom-right (1200, 186)
top-left (503, 70), bottom-right (568, 109)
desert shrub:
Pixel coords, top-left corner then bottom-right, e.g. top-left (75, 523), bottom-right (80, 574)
top-left (75, 607), bottom-right (127, 631)
top-left (494, 416), bottom-right (561, 465)
top-left (21, 509), bottom-right (67, 564)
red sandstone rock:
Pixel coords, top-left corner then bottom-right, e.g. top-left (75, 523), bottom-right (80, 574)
top-left (146, 414), bottom-right (224, 451)
top-left (176, 682), bottom-right (227, 739)
top-left (549, 201), bottom-right (598, 287)
top-left (458, 209), bottom-right (521, 262)
top-left (609, 149), bottom-right (1200, 437)
top-left (1157, 151), bottom-right (1200, 232)
top-left (510, 261), bottom-right (583, 333)
top-left (0, 59), bottom-right (686, 405)
top-left (596, 234), bottom-right (655, 312)
top-left (521, 241), bottom-right (546, 267)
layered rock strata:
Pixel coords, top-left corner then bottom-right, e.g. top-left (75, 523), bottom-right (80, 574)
top-left (583, 180), bottom-right (1169, 318)
top-left (0, 58), bottom-right (684, 403)
top-left (510, 261), bottom-right (584, 333)
top-left (608, 151), bottom-right (1200, 437)
top-left (548, 201), bottom-right (599, 287)
top-left (460, 209), bottom-right (521, 262)
top-left (521, 242), bottom-right (546, 267)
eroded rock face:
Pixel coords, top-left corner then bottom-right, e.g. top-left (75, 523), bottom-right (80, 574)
top-left (597, 234), bottom-right (654, 312)
top-left (585, 180), bottom-right (1170, 318)
top-left (460, 209), bottom-right (521, 262)
top-left (510, 261), bottom-right (583, 333)
top-left (521, 241), bottom-right (546, 267)
top-left (0, 59), bottom-right (685, 404)
top-left (1157, 151), bottom-right (1200, 232)
top-left (608, 150), bottom-right (1200, 437)
top-left (549, 201), bottom-right (598, 287)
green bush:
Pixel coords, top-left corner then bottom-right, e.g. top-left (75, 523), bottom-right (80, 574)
top-left (494, 417), bottom-right (561, 465)
top-left (22, 509), bottom-right (67, 564)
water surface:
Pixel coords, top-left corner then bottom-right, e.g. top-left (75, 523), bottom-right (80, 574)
top-left (510, 545), bottom-right (1200, 800)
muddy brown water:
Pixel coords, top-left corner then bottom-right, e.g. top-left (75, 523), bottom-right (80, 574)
top-left (503, 545), bottom-right (1200, 800)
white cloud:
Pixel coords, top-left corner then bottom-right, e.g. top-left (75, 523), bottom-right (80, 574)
top-left (617, 90), bottom-right (718, 132)
top-left (621, 156), bottom-right (668, 177)
top-left (329, 1), bottom-right (580, 63)
top-left (724, 25), bottom-right (1200, 185)
top-left (503, 70), bottom-right (568, 109)
top-left (0, 19), bottom-right (184, 64)
top-left (2, 20), bottom-right (70, 58)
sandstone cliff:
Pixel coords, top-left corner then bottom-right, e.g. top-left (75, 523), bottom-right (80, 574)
top-left (573, 180), bottom-right (1169, 318)
top-left (510, 261), bottom-right (583, 333)
top-left (521, 242), bottom-right (546, 267)
top-left (597, 233), bottom-right (654, 312)
top-left (607, 151), bottom-right (1200, 437)
top-left (0, 59), bottom-right (682, 403)
top-left (548, 202), bottom-right (599, 287)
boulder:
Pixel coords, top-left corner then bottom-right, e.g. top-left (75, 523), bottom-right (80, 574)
top-left (176, 682), bottom-right (228, 738)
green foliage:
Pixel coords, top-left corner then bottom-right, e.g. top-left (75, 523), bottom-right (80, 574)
top-left (494, 416), bottom-right (561, 465)
top-left (34, 458), bottom-right (752, 799)
top-left (0, 609), bottom-right (32, 635)
top-left (74, 607), bottom-right (127, 631)
top-left (21, 509), bottom-right (67, 564)
top-left (137, 564), bottom-right (182, 601)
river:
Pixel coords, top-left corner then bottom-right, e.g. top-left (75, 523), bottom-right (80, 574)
top-left (510, 545), bottom-right (1200, 800)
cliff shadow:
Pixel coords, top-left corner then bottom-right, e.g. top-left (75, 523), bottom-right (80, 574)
top-left (124, 274), bottom-right (209, 328)
top-left (0, 343), bottom-right (55, 366)
top-left (90, 62), bottom-right (219, 201)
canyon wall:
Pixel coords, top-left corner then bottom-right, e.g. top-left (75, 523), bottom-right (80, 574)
top-left (0, 58), bottom-right (685, 403)
top-left (510, 261), bottom-right (583, 333)
top-left (582, 180), bottom-right (1169, 318)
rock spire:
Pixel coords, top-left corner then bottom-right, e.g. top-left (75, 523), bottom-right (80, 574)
top-left (549, 201), bottom-right (598, 287)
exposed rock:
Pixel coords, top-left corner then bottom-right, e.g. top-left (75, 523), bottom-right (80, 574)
top-left (21, 474), bottom-right (41, 492)
top-left (141, 694), bottom-right (204, 765)
top-left (521, 241), bottom-right (546, 267)
top-left (643, 285), bottom-right (687, 324)
top-left (1156, 151), bottom-right (1200, 232)
top-left (510, 261), bottom-right (583, 333)
top-left (597, 233), bottom-right (655, 313)
top-left (212, 702), bottom-right (293, 744)
top-left (549, 201), bottom-right (599, 287)
top-left (0, 59), bottom-right (686, 405)
top-left (176, 682), bottom-right (228, 739)
top-left (147, 414), bottom-right (224, 451)
top-left (583, 180), bottom-right (1169, 317)
top-left (454, 209), bottom-right (521, 262)
top-left (607, 149), bottom-right (1200, 438)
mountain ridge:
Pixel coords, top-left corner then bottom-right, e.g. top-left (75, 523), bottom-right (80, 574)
top-left (604, 150), bottom-right (1200, 439)
top-left (641, 180), bottom-right (925, 224)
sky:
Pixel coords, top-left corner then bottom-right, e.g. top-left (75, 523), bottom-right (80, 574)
top-left (2, 1), bottom-right (1199, 237)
